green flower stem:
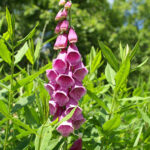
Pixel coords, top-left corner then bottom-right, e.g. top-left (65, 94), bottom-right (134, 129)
top-left (4, 40), bottom-right (15, 150)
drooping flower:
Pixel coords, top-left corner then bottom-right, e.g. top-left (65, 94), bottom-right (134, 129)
top-left (55, 9), bottom-right (68, 21)
top-left (49, 100), bottom-right (58, 115)
top-left (55, 21), bottom-right (62, 34)
top-left (60, 20), bottom-right (69, 32)
top-left (53, 49), bottom-right (68, 73)
top-left (54, 34), bottom-right (68, 50)
top-left (66, 44), bottom-right (81, 66)
top-left (70, 138), bottom-right (82, 150)
top-left (68, 28), bottom-right (78, 43)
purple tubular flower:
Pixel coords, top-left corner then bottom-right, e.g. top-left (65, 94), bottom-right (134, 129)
top-left (55, 21), bottom-right (62, 34)
top-left (49, 100), bottom-right (58, 115)
top-left (65, 99), bottom-right (82, 120)
top-left (66, 44), bottom-right (81, 66)
top-left (56, 71), bottom-right (75, 88)
top-left (57, 121), bottom-right (74, 137)
top-left (54, 34), bottom-right (68, 50)
top-left (59, 0), bottom-right (66, 6)
top-left (72, 114), bottom-right (85, 130)
top-left (53, 49), bottom-right (68, 74)
top-left (70, 138), bottom-right (82, 150)
top-left (69, 80), bottom-right (86, 101)
top-left (46, 69), bottom-right (58, 83)
top-left (53, 88), bottom-right (69, 106)
top-left (53, 107), bottom-right (64, 121)
top-left (68, 28), bottom-right (78, 43)
top-left (44, 83), bottom-right (58, 97)
top-left (65, 1), bottom-right (72, 10)
top-left (73, 62), bottom-right (88, 81)
top-left (60, 20), bottom-right (69, 32)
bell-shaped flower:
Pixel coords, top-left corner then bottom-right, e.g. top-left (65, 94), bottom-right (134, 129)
top-left (53, 107), bottom-right (64, 121)
top-left (69, 80), bottom-right (86, 101)
top-left (49, 100), bottom-right (58, 115)
top-left (66, 44), bottom-right (81, 66)
top-left (73, 62), bottom-right (88, 81)
top-left (65, 99), bottom-right (82, 120)
top-left (53, 88), bottom-right (69, 106)
top-left (65, 1), bottom-right (72, 9)
top-left (57, 121), bottom-right (74, 137)
top-left (55, 21), bottom-right (62, 34)
top-left (56, 71), bottom-right (75, 88)
top-left (53, 49), bottom-right (68, 74)
top-left (68, 28), bottom-right (78, 43)
top-left (55, 9), bottom-right (68, 21)
top-left (59, 0), bottom-right (66, 6)
top-left (60, 20), bottom-right (69, 32)
top-left (72, 114), bottom-right (85, 130)
top-left (46, 69), bottom-right (58, 83)
top-left (54, 34), bottom-right (68, 50)
top-left (44, 82), bottom-right (58, 97)
top-left (70, 138), bottom-right (82, 150)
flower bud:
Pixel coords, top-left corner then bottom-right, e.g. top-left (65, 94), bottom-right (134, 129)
top-left (60, 20), bottom-right (69, 32)
top-left (55, 21), bottom-right (62, 34)
top-left (66, 44), bottom-right (81, 66)
top-left (68, 28), bottom-right (78, 43)
top-left (59, 0), bottom-right (66, 6)
top-left (65, 1), bottom-right (72, 9)
top-left (55, 9), bottom-right (68, 21)
top-left (54, 34), bottom-right (68, 50)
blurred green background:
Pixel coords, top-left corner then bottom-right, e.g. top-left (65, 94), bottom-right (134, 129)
top-left (0, 0), bottom-right (150, 80)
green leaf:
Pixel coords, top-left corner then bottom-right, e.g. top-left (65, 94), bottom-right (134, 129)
top-left (89, 46), bottom-right (96, 72)
top-left (99, 41), bottom-right (119, 71)
top-left (46, 138), bottom-right (61, 150)
top-left (115, 57), bottom-right (130, 93)
top-left (15, 23), bottom-right (39, 48)
top-left (103, 115), bottom-right (121, 131)
top-left (25, 48), bottom-right (34, 64)
top-left (56, 107), bottom-right (77, 127)
top-left (0, 100), bottom-right (8, 114)
top-left (0, 118), bottom-right (8, 126)
top-left (91, 51), bottom-right (102, 73)
top-left (133, 125), bottom-right (143, 147)
top-left (119, 96), bottom-right (150, 102)
top-left (13, 62), bottom-right (52, 90)
top-left (0, 39), bottom-right (11, 65)
top-left (131, 57), bottom-right (149, 72)
top-left (12, 94), bottom-right (35, 113)
top-left (105, 63), bottom-right (116, 86)
top-left (6, 7), bottom-right (13, 37)
top-left (0, 17), bottom-right (4, 32)
top-left (119, 42), bottom-right (124, 61)
top-left (3, 31), bottom-right (10, 41)
top-left (129, 41), bottom-right (139, 60)
top-left (87, 89), bottom-right (109, 112)
top-left (138, 108), bottom-right (150, 126)
top-left (34, 39), bottom-right (41, 61)
top-left (14, 42), bottom-right (29, 64)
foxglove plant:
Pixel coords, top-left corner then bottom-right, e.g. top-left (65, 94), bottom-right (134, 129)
top-left (45, 0), bottom-right (88, 137)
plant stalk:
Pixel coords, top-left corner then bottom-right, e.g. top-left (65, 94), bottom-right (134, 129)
top-left (4, 40), bottom-right (15, 150)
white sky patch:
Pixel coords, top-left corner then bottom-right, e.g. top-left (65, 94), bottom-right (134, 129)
top-left (108, 0), bottom-right (114, 4)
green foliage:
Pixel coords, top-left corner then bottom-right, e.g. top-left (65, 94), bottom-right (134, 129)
top-left (0, 3), bottom-right (150, 150)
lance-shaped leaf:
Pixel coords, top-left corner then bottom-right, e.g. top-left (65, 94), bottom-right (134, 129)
top-left (14, 42), bottom-right (29, 64)
top-left (99, 41), bottom-right (119, 71)
top-left (129, 41), bottom-right (139, 60)
top-left (0, 39), bottom-right (11, 65)
top-left (115, 57), bottom-right (130, 93)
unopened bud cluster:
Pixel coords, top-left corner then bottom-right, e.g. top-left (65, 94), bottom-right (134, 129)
top-left (45, 0), bottom-right (88, 137)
